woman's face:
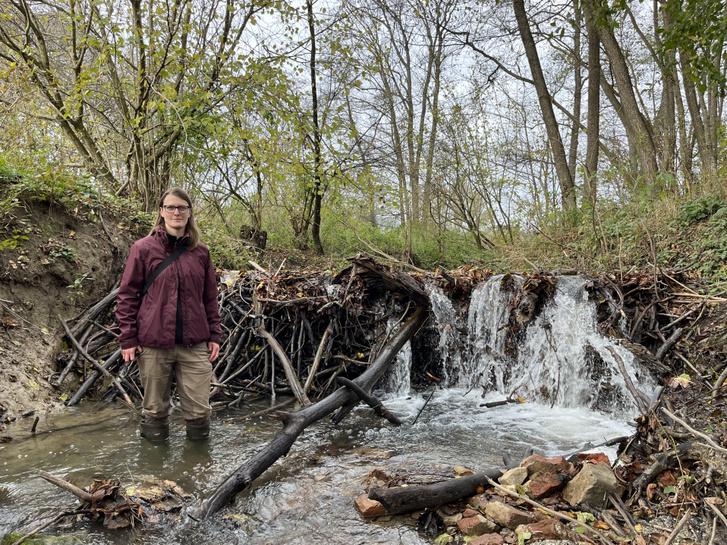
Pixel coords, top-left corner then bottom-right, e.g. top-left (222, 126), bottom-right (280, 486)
top-left (161, 194), bottom-right (191, 237)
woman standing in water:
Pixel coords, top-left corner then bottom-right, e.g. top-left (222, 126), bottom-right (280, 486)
top-left (116, 187), bottom-right (221, 441)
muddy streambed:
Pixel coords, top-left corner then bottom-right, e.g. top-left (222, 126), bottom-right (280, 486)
top-left (0, 390), bottom-right (635, 544)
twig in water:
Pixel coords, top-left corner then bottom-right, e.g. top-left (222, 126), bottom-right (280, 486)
top-left (11, 510), bottom-right (91, 545)
top-left (412, 388), bottom-right (436, 426)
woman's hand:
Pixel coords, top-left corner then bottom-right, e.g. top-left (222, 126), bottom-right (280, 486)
top-left (208, 342), bottom-right (220, 362)
top-left (122, 346), bottom-right (141, 363)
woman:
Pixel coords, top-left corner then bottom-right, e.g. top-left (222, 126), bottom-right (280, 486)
top-left (116, 187), bottom-right (221, 441)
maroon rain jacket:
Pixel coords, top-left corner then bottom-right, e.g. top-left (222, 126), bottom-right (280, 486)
top-left (116, 226), bottom-right (222, 350)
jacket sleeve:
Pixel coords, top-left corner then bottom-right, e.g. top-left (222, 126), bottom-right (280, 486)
top-left (116, 242), bottom-right (145, 349)
top-left (202, 249), bottom-right (222, 344)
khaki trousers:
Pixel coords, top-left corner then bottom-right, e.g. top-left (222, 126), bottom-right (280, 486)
top-left (138, 343), bottom-right (212, 423)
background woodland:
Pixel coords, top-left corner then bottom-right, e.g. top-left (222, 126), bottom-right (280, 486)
top-left (2, 0), bottom-right (727, 279)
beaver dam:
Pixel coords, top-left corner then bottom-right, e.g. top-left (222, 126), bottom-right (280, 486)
top-left (1, 254), bottom-right (725, 545)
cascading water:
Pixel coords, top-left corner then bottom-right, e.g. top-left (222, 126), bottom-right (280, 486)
top-left (421, 274), bottom-right (654, 415)
top-left (387, 338), bottom-right (412, 397)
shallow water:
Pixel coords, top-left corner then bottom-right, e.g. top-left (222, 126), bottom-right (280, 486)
top-left (0, 390), bottom-right (635, 544)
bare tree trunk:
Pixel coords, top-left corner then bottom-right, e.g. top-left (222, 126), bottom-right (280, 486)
top-left (307, 0), bottom-right (325, 256)
top-left (653, 2), bottom-right (677, 188)
top-left (513, 0), bottom-right (576, 210)
top-left (584, 6), bottom-right (601, 206)
top-left (680, 55), bottom-right (713, 183)
top-left (584, 0), bottom-right (659, 189)
top-left (568, 2), bottom-right (583, 182)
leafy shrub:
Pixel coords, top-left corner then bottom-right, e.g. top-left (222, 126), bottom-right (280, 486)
top-left (198, 221), bottom-right (252, 270)
top-left (48, 243), bottom-right (78, 263)
top-left (677, 194), bottom-right (726, 226)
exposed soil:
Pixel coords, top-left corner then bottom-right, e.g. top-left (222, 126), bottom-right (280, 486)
top-left (0, 198), bottom-right (140, 429)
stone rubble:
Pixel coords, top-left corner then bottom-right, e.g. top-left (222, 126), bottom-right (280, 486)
top-left (355, 453), bottom-right (650, 544)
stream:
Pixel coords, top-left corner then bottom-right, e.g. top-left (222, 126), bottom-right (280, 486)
top-left (0, 393), bottom-right (634, 545)
top-left (0, 275), bottom-right (653, 544)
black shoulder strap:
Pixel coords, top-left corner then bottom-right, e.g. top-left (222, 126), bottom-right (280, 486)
top-left (137, 243), bottom-right (188, 299)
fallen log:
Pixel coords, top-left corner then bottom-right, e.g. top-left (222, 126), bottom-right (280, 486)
top-left (194, 304), bottom-right (428, 519)
top-left (367, 468), bottom-right (506, 515)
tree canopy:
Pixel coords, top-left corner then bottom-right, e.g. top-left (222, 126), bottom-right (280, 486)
top-left (2, 0), bottom-right (726, 266)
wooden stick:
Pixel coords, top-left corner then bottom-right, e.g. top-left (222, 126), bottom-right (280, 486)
top-left (661, 408), bottom-right (727, 454)
top-left (221, 346), bottom-right (265, 385)
top-left (705, 498), bottom-right (727, 527)
top-left (69, 286), bottom-right (119, 337)
top-left (11, 509), bottom-right (90, 545)
top-left (604, 346), bottom-right (649, 414)
top-left (712, 363), bottom-right (727, 400)
top-left (248, 260), bottom-right (269, 274)
top-left (608, 492), bottom-right (637, 533)
top-left (485, 476), bottom-right (616, 545)
top-left (67, 348), bottom-right (122, 406)
top-left (655, 327), bottom-right (683, 361)
top-left (369, 468), bottom-right (506, 515)
top-left (256, 295), bottom-right (331, 305)
top-left (304, 322), bottom-right (333, 393)
top-left (54, 325), bottom-right (92, 386)
top-left (663, 510), bottom-right (692, 545)
top-left (257, 326), bottom-right (310, 406)
top-left (336, 377), bottom-right (401, 425)
top-left (38, 470), bottom-right (93, 502)
top-left (708, 516), bottom-right (718, 545)
top-left (225, 398), bottom-right (296, 421)
top-left (58, 314), bottom-right (132, 405)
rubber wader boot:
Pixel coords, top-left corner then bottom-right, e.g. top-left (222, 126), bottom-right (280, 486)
top-left (186, 418), bottom-right (210, 441)
top-left (140, 422), bottom-right (170, 442)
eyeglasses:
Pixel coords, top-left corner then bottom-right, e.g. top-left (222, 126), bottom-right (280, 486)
top-left (162, 205), bottom-right (191, 214)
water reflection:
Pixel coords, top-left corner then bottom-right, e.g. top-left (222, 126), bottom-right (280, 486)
top-left (0, 393), bottom-right (634, 544)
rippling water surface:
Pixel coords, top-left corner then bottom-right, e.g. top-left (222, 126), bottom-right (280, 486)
top-left (0, 390), bottom-right (634, 545)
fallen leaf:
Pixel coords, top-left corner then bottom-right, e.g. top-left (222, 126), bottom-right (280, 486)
top-left (667, 374), bottom-right (691, 388)
top-left (646, 482), bottom-right (657, 501)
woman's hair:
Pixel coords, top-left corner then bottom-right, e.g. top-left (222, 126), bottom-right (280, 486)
top-left (148, 187), bottom-right (200, 250)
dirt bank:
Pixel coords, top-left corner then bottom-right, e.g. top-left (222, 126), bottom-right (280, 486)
top-left (0, 199), bottom-right (139, 429)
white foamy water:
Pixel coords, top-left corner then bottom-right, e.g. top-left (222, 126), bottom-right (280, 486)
top-left (369, 388), bottom-right (632, 467)
top-left (422, 275), bottom-right (654, 415)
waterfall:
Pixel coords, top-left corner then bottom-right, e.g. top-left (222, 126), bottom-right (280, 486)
top-left (413, 275), bottom-right (654, 415)
top-left (386, 339), bottom-right (412, 397)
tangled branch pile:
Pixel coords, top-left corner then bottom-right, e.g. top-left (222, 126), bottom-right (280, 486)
top-left (54, 254), bottom-right (453, 408)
